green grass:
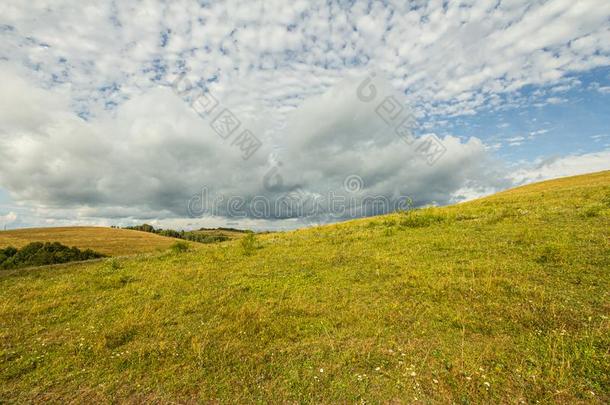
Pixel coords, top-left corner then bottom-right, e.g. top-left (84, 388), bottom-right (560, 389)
top-left (1, 171), bottom-right (609, 403)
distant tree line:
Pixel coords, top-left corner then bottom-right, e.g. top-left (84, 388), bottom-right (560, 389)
top-left (121, 224), bottom-right (247, 244)
top-left (0, 242), bottom-right (106, 270)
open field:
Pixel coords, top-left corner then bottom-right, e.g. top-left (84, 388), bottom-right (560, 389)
top-left (0, 171), bottom-right (609, 403)
top-left (0, 227), bottom-right (179, 256)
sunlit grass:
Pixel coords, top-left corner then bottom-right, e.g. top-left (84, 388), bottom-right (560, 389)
top-left (0, 227), bottom-right (179, 256)
top-left (1, 171), bottom-right (609, 403)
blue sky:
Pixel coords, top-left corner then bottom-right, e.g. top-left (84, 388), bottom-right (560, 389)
top-left (0, 0), bottom-right (609, 230)
top-left (443, 66), bottom-right (610, 161)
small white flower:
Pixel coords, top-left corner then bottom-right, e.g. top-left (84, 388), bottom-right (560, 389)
top-left (375, 367), bottom-right (381, 371)
top-left (319, 368), bottom-right (324, 373)
top-left (410, 371), bottom-right (416, 377)
top-left (433, 379), bottom-right (438, 384)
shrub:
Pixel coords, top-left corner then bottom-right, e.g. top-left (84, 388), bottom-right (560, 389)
top-left (125, 223), bottom-right (156, 233)
top-left (183, 233), bottom-right (229, 243)
top-left (400, 209), bottom-right (446, 228)
top-left (158, 229), bottom-right (182, 238)
top-left (486, 207), bottom-right (519, 224)
top-left (535, 244), bottom-right (562, 264)
top-left (107, 258), bottom-right (122, 270)
top-left (581, 204), bottom-right (603, 218)
top-left (170, 241), bottom-right (190, 253)
top-left (240, 233), bottom-right (257, 256)
top-left (125, 224), bottom-right (234, 244)
top-left (0, 242), bottom-right (105, 270)
top-left (382, 218), bottom-right (397, 227)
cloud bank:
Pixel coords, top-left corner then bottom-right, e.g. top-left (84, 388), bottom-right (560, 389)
top-left (0, 0), bottom-right (609, 228)
top-left (0, 65), bottom-right (506, 226)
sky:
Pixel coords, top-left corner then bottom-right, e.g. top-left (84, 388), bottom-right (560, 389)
top-left (0, 0), bottom-right (609, 230)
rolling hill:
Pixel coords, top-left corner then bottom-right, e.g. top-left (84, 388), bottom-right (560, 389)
top-left (1, 171), bottom-right (609, 403)
top-left (0, 226), bottom-right (179, 256)
top-left (189, 227), bottom-right (250, 241)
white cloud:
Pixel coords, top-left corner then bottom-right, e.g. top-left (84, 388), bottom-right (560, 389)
top-left (546, 97), bottom-right (567, 105)
top-left (0, 211), bottom-right (17, 225)
top-left (1, 0), bottom-right (609, 120)
top-left (510, 151), bottom-right (610, 184)
top-left (597, 86), bottom-right (610, 94)
top-left (0, 66), bottom-right (503, 227)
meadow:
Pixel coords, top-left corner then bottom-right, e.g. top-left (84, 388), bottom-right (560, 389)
top-left (0, 171), bottom-right (609, 403)
top-left (0, 227), bottom-right (179, 257)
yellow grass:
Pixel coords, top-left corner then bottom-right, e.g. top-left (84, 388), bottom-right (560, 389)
top-left (0, 226), bottom-right (177, 256)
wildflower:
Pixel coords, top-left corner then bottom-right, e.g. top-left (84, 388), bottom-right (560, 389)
top-left (410, 371), bottom-right (416, 377)
top-left (433, 379), bottom-right (438, 384)
top-left (319, 368), bottom-right (324, 373)
top-left (375, 367), bottom-right (381, 371)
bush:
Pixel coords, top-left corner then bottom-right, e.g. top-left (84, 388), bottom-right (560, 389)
top-left (158, 229), bottom-right (182, 238)
top-left (107, 258), bottom-right (122, 270)
top-left (170, 241), bottom-right (190, 253)
top-left (581, 204), bottom-right (603, 218)
top-left (240, 233), bottom-right (257, 256)
top-left (183, 233), bottom-right (229, 244)
top-left (535, 244), bottom-right (562, 264)
top-left (400, 209), bottom-right (446, 228)
top-left (0, 242), bottom-right (105, 270)
top-left (125, 224), bottom-right (233, 244)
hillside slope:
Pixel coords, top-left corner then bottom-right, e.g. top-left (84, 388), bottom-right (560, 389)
top-left (0, 226), bottom-right (179, 256)
top-left (1, 171), bottom-right (609, 403)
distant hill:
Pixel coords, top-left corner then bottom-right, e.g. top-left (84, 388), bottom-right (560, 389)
top-left (0, 226), bottom-right (178, 256)
top-left (189, 227), bottom-right (250, 240)
top-left (123, 224), bottom-right (251, 244)
top-left (0, 171), bottom-right (609, 403)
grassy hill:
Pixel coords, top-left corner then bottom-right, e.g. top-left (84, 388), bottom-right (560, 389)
top-left (0, 226), bottom-right (180, 256)
top-left (1, 171), bottom-right (609, 403)
top-left (189, 227), bottom-right (250, 241)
